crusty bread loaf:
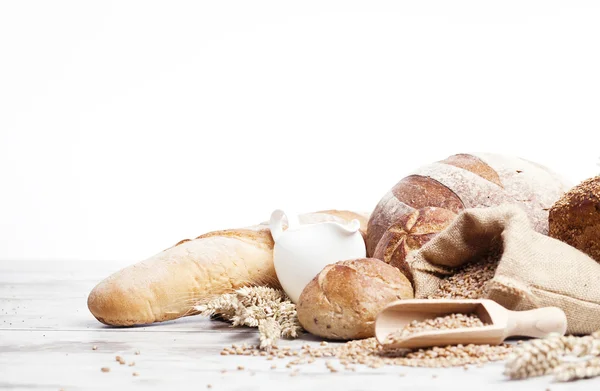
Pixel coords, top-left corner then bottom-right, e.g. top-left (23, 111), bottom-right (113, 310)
top-left (367, 153), bottom-right (571, 270)
top-left (87, 210), bottom-right (369, 326)
top-left (549, 176), bottom-right (600, 263)
top-left (297, 258), bottom-right (414, 340)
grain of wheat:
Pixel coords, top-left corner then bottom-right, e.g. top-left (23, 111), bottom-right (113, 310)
top-left (383, 313), bottom-right (486, 345)
top-left (221, 336), bottom-right (511, 369)
top-left (428, 253), bottom-right (499, 300)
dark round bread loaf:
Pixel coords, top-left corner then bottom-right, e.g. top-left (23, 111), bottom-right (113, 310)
top-left (367, 153), bottom-right (571, 270)
top-left (549, 176), bottom-right (600, 263)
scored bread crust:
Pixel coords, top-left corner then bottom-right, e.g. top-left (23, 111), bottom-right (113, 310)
top-left (297, 258), bottom-right (414, 340)
top-left (87, 210), bottom-right (369, 326)
top-left (367, 153), bottom-right (571, 264)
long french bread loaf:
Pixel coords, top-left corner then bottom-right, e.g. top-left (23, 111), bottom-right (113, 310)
top-left (88, 210), bottom-right (369, 326)
top-left (367, 153), bottom-right (571, 273)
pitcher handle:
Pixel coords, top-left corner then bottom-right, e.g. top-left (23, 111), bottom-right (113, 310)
top-left (269, 209), bottom-right (299, 241)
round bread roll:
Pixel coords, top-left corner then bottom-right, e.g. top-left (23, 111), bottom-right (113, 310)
top-left (297, 258), bottom-right (414, 340)
top-left (549, 176), bottom-right (600, 263)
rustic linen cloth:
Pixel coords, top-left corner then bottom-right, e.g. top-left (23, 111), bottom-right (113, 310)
top-left (406, 204), bottom-right (600, 335)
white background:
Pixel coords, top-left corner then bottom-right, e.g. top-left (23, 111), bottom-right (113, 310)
top-left (1, 1), bottom-right (599, 263)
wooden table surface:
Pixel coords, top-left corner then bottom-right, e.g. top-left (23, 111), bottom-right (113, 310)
top-left (0, 259), bottom-right (597, 391)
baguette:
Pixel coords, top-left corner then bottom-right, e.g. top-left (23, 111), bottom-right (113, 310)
top-left (87, 210), bottom-right (369, 326)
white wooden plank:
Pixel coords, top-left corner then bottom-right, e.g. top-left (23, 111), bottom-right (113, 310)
top-left (0, 295), bottom-right (266, 333)
top-left (1, 331), bottom-right (587, 391)
top-left (1, 260), bottom-right (599, 390)
top-left (0, 259), bottom-right (237, 332)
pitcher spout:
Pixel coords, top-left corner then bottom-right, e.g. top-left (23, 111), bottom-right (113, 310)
top-left (333, 219), bottom-right (362, 235)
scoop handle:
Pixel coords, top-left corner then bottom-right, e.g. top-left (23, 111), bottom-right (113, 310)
top-left (505, 307), bottom-right (567, 339)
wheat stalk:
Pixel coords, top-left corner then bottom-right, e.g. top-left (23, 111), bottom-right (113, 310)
top-left (195, 286), bottom-right (302, 349)
top-left (504, 331), bottom-right (600, 382)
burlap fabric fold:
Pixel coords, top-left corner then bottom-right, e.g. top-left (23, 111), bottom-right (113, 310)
top-left (405, 204), bottom-right (600, 335)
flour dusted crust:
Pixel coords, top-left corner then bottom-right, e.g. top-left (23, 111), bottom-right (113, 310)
top-left (87, 210), bottom-right (369, 326)
top-left (471, 153), bottom-right (571, 232)
top-left (549, 176), bottom-right (600, 263)
top-left (365, 190), bottom-right (416, 259)
top-left (373, 207), bottom-right (457, 283)
top-left (297, 258), bottom-right (414, 340)
top-left (367, 153), bottom-right (571, 263)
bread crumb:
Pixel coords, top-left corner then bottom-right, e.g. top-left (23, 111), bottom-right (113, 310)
top-left (207, 385), bottom-right (212, 389)
top-left (132, 372), bottom-right (139, 377)
top-left (128, 362), bottom-right (135, 367)
top-left (237, 365), bottom-right (245, 371)
top-left (271, 365), bottom-right (277, 369)
top-left (135, 350), bottom-right (140, 355)
top-left (92, 345), bottom-right (97, 350)
top-left (101, 367), bottom-right (110, 373)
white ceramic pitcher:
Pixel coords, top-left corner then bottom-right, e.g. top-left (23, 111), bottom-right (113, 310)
top-left (269, 209), bottom-right (367, 303)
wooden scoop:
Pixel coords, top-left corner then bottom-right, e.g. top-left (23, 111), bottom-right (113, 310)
top-left (375, 299), bottom-right (567, 350)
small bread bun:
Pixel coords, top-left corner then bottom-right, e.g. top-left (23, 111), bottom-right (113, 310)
top-left (297, 258), bottom-right (414, 340)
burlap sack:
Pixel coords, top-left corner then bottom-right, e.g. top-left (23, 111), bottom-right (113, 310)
top-left (406, 204), bottom-right (600, 335)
